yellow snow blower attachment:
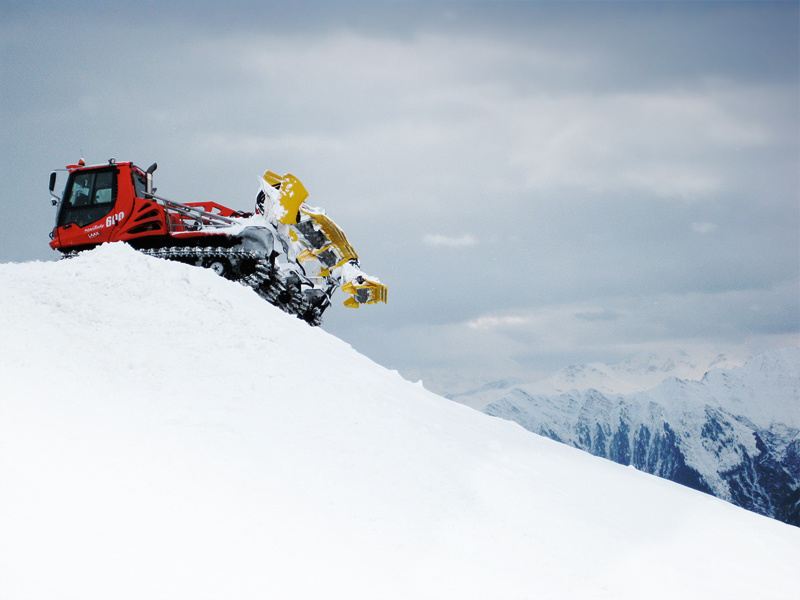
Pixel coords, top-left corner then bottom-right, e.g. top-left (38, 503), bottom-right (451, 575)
top-left (295, 207), bottom-right (358, 274)
top-left (262, 170), bottom-right (308, 225)
top-left (296, 207), bottom-right (388, 307)
top-left (341, 277), bottom-right (388, 308)
top-left (259, 168), bottom-right (387, 311)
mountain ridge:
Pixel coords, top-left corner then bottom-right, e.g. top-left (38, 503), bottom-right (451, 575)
top-left (480, 349), bottom-right (799, 526)
top-left (448, 349), bottom-right (751, 409)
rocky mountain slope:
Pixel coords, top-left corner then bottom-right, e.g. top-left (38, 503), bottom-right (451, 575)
top-left (479, 349), bottom-right (800, 526)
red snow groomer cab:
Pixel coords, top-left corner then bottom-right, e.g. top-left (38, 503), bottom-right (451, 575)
top-left (48, 158), bottom-right (387, 325)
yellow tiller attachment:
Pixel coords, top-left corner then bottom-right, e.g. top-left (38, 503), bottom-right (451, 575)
top-left (262, 171), bottom-right (308, 225)
top-left (297, 208), bottom-right (359, 275)
top-left (341, 279), bottom-right (388, 308)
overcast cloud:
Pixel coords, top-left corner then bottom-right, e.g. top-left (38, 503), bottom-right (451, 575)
top-left (2, 1), bottom-right (797, 393)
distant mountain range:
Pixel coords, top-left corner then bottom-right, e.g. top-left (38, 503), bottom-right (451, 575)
top-left (450, 348), bottom-right (800, 526)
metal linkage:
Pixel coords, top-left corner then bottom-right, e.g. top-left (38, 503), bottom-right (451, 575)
top-left (148, 194), bottom-right (237, 233)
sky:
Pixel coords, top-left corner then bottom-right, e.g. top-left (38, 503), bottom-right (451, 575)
top-left (2, 0), bottom-right (798, 393)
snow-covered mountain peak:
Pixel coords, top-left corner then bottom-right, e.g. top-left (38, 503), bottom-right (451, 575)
top-left (697, 347), bottom-right (799, 430)
top-left (449, 350), bottom-right (750, 410)
top-left (549, 350), bottom-right (746, 395)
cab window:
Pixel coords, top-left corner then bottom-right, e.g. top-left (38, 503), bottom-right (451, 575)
top-left (94, 171), bottom-right (115, 204)
top-left (58, 168), bottom-right (117, 227)
top-left (132, 168), bottom-right (147, 198)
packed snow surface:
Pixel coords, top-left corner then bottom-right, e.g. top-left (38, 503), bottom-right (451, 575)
top-left (2, 244), bottom-right (799, 600)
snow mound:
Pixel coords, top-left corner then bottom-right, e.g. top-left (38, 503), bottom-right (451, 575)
top-left (1, 244), bottom-right (799, 600)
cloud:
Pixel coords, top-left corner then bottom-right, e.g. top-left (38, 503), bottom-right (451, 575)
top-left (467, 314), bottom-right (533, 330)
top-left (575, 309), bottom-right (623, 322)
top-left (423, 233), bottom-right (477, 247)
top-left (692, 222), bottom-right (718, 234)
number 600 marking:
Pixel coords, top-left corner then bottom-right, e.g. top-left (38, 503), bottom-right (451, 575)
top-left (106, 212), bottom-right (125, 227)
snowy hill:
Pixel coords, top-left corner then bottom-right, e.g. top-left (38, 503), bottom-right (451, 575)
top-left (1, 244), bottom-right (799, 599)
top-left (480, 350), bottom-right (800, 526)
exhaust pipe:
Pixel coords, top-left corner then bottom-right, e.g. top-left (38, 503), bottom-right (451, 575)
top-left (145, 162), bottom-right (157, 198)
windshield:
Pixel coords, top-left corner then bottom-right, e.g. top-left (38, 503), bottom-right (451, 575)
top-left (58, 168), bottom-right (117, 227)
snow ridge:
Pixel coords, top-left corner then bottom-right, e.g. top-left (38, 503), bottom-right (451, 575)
top-left (1, 244), bottom-right (799, 598)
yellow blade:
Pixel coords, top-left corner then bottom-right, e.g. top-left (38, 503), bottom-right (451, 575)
top-left (298, 208), bottom-right (358, 271)
top-left (277, 174), bottom-right (308, 224)
top-left (262, 170), bottom-right (283, 188)
top-left (261, 171), bottom-right (309, 225)
top-left (341, 280), bottom-right (388, 307)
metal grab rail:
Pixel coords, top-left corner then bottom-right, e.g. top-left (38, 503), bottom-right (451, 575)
top-left (148, 193), bottom-right (238, 233)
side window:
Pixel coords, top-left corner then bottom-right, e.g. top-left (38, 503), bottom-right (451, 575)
top-left (132, 169), bottom-right (147, 198)
top-left (58, 169), bottom-right (117, 227)
top-left (94, 171), bottom-right (114, 204)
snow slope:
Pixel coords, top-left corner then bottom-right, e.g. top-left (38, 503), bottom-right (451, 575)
top-left (1, 244), bottom-right (799, 600)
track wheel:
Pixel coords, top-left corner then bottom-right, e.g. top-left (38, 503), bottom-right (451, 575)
top-left (204, 257), bottom-right (232, 279)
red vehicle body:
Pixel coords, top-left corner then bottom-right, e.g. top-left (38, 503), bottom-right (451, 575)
top-left (49, 159), bottom-right (245, 253)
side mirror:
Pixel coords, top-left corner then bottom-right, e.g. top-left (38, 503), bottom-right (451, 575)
top-left (49, 171), bottom-right (61, 204)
